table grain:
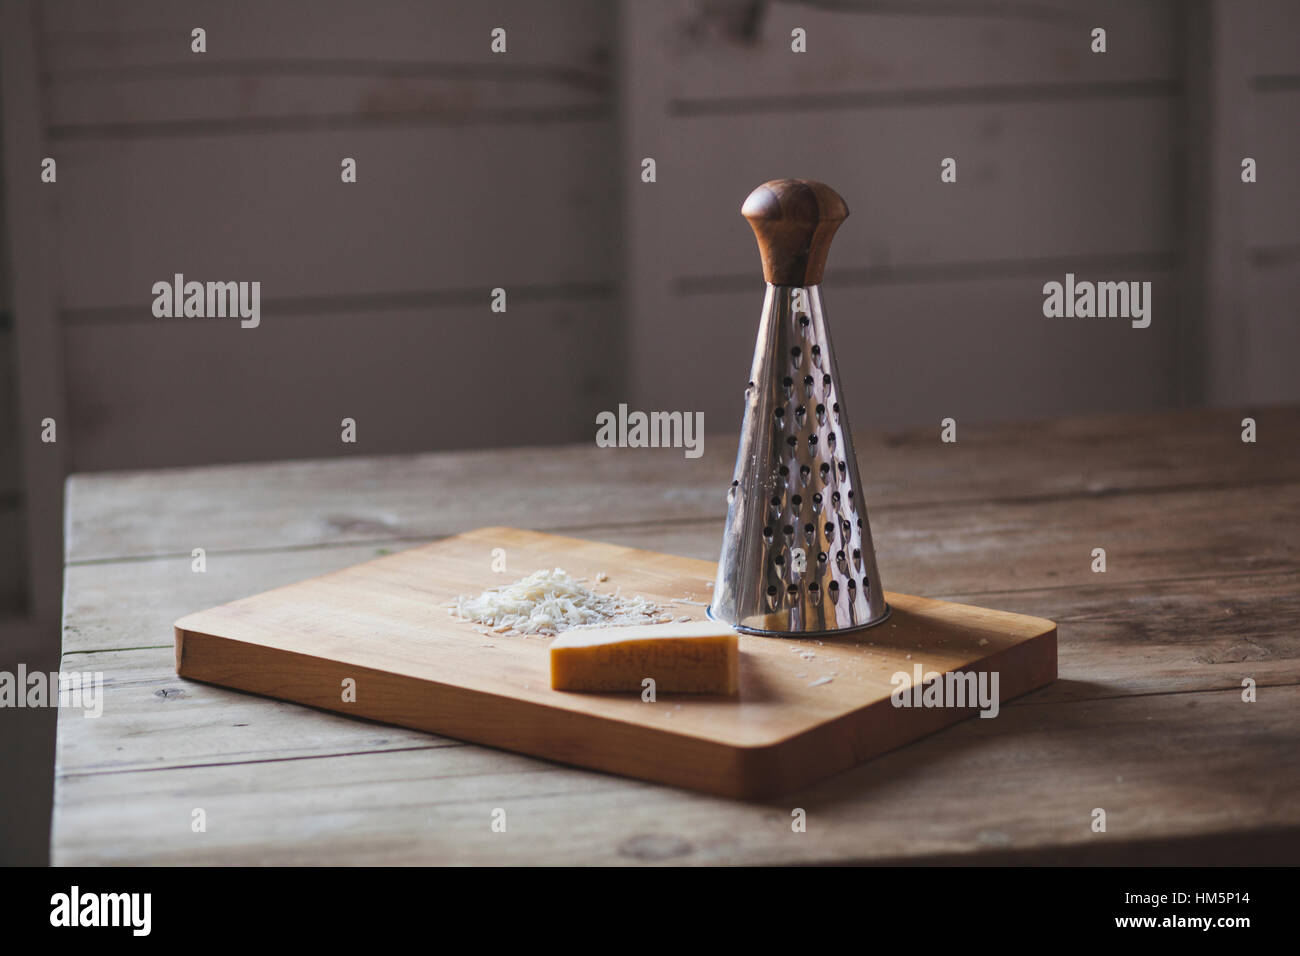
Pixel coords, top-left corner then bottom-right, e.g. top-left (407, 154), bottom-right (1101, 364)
top-left (53, 407), bottom-right (1300, 864)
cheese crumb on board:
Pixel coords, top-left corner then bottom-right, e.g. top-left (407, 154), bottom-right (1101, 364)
top-left (550, 620), bottom-right (739, 695)
top-left (450, 568), bottom-right (664, 636)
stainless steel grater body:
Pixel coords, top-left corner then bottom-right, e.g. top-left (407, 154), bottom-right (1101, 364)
top-left (709, 180), bottom-right (889, 636)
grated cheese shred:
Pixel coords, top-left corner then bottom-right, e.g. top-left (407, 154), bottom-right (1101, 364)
top-left (449, 568), bottom-right (669, 636)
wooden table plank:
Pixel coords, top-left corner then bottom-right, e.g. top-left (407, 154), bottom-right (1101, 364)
top-left (65, 406), bottom-right (1300, 562)
top-left (54, 407), bottom-right (1300, 864)
top-left (55, 647), bottom-right (451, 775)
top-left (52, 684), bottom-right (1300, 865)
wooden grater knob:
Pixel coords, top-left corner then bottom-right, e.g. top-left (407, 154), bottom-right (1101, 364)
top-left (742, 179), bottom-right (849, 287)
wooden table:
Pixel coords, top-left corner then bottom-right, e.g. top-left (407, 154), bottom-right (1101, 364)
top-left (53, 407), bottom-right (1300, 865)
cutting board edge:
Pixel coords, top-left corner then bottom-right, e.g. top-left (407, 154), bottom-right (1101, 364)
top-left (173, 615), bottom-right (1057, 799)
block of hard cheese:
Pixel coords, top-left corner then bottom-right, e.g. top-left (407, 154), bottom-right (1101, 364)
top-left (549, 620), bottom-right (740, 695)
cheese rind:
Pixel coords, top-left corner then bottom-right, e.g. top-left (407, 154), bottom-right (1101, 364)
top-left (549, 621), bottom-right (740, 695)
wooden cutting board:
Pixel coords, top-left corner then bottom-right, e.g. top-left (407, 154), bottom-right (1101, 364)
top-left (174, 527), bottom-right (1056, 798)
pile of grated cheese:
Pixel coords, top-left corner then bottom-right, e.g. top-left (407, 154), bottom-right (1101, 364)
top-left (449, 568), bottom-right (669, 636)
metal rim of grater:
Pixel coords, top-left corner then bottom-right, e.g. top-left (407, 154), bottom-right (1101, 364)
top-left (709, 179), bottom-right (890, 637)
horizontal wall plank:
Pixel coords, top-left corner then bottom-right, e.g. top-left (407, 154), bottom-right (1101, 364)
top-left (52, 683), bottom-right (1300, 865)
top-left (645, 99), bottom-right (1178, 283)
top-left (64, 405), bottom-right (1299, 563)
top-left (640, 273), bottom-right (1181, 433)
top-left (63, 297), bottom-right (617, 472)
top-left (70, 275), bottom-right (1188, 479)
top-left (49, 73), bottom-right (607, 133)
top-left (42, 0), bottom-right (612, 75)
top-left (659, 0), bottom-right (1177, 103)
top-left (53, 122), bottom-right (615, 311)
top-left (44, 0), bottom-right (612, 132)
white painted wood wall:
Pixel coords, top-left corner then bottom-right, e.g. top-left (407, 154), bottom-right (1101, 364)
top-left (2, 0), bottom-right (1298, 628)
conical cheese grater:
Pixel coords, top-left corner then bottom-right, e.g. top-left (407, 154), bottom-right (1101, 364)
top-left (709, 179), bottom-right (890, 636)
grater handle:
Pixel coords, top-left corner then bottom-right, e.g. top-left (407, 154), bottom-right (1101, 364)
top-left (742, 179), bottom-right (848, 287)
